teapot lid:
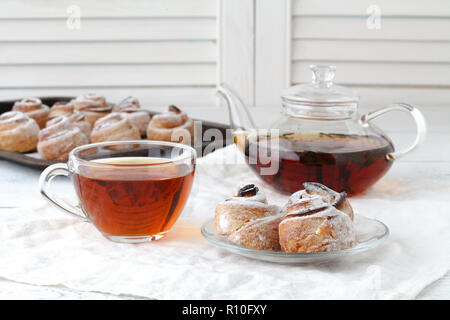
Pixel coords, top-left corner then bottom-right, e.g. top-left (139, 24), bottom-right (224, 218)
top-left (282, 65), bottom-right (359, 106)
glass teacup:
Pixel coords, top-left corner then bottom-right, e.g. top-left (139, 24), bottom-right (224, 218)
top-left (39, 140), bottom-right (196, 243)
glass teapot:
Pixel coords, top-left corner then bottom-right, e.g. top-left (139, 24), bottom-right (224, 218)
top-left (217, 65), bottom-right (426, 195)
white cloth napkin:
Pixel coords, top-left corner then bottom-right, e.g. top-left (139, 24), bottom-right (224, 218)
top-left (0, 145), bottom-right (449, 299)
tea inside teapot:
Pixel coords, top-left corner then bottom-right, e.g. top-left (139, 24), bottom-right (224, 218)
top-left (242, 132), bottom-right (394, 195)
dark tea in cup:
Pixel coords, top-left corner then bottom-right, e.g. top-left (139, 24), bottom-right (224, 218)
top-left (39, 141), bottom-right (196, 243)
top-left (74, 157), bottom-right (194, 240)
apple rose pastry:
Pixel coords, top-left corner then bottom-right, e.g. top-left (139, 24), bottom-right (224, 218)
top-left (146, 105), bottom-right (194, 144)
top-left (90, 112), bottom-right (140, 143)
top-left (214, 184), bottom-right (280, 235)
top-left (72, 93), bottom-right (111, 127)
top-left (37, 117), bottom-right (89, 161)
top-left (12, 98), bottom-right (50, 129)
top-left (46, 112), bottom-right (91, 137)
top-left (47, 101), bottom-right (74, 123)
top-left (67, 112), bottom-right (92, 137)
top-left (285, 182), bottom-right (354, 220)
top-left (113, 96), bottom-right (151, 136)
top-left (112, 96), bottom-right (140, 111)
top-left (279, 183), bottom-right (356, 253)
top-left (228, 214), bottom-right (283, 251)
top-left (0, 111), bottom-right (40, 152)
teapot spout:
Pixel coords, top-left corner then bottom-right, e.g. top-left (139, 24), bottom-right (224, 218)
top-left (217, 84), bottom-right (256, 131)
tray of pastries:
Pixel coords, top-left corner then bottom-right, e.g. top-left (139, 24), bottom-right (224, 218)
top-left (202, 182), bottom-right (389, 263)
top-left (0, 95), bottom-right (231, 169)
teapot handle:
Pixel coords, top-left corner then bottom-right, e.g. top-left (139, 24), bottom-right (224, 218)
top-left (360, 103), bottom-right (427, 161)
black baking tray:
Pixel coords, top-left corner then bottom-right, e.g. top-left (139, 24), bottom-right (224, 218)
top-left (0, 96), bottom-right (232, 170)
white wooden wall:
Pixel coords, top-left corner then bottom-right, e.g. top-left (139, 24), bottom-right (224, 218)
top-left (222, 0), bottom-right (450, 109)
top-left (0, 0), bottom-right (218, 107)
top-left (289, 0), bottom-right (450, 107)
top-left (0, 0), bottom-right (448, 113)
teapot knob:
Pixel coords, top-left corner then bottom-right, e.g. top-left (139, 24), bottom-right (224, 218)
top-left (311, 65), bottom-right (336, 88)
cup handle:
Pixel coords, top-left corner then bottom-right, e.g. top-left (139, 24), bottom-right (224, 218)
top-left (360, 103), bottom-right (427, 161)
top-left (39, 163), bottom-right (89, 222)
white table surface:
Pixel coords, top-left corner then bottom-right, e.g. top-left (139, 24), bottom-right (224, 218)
top-left (0, 105), bottom-right (449, 300)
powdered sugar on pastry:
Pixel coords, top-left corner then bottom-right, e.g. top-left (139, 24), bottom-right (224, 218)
top-left (214, 184), bottom-right (280, 235)
top-left (113, 96), bottom-right (151, 136)
top-left (279, 204), bottom-right (356, 253)
top-left (72, 94), bottom-right (111, 126)
top-left (91, 112), bottom-right (141, 143)
top-left (228, 214), bottom-right (283, 251)
top-left (0, 111), bottom-right (40, 152)
top-left (113, 96), bottom-right (141, 112)
top-left (285, 182), bottom-right (354, 220)
top-left (37, 116), bottom-right (88, 161)
top-left (146, 105), bottom-right (193, 144)
top-left (47, 101), bottom-right (74, 122)
top-left (12, 97), bottom-right (50, 129)
top-left (73, 93), bottom-right (108, 111)
top-left (226, 189), bottom-right (268, 205)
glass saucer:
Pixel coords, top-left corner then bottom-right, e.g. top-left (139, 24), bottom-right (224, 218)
top-left (201, 214), bottom-right (389, 264)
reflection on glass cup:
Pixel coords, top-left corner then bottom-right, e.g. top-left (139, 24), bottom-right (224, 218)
top-left (39, 140), bottom-right (196, 243)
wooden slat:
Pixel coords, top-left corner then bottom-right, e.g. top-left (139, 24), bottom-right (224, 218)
top-left (0, 87), bottom-right (217, 107)
top-left (0, 1), bottom-right (219, 109)
top-left (0, 0), bottom-right (216, 18)
top-left (293, 17), bottom-right (450, 41)
top-left (292, 62), bottom-right (450, 86)
top-left (254, 86), bottom-right (450, 109)
top-left (0, 41), bottom-right (216, 64)
top-left (0, 64), bottom-right (216, 87)
top-left (292, 40), bottom-right (450, 63)
top-left (0, 18), bottom-right (216, 42)
top-left (353, 87), bottom-right (450, 108)
top-left (290, 1), bottom-right (450, 105)
top-left (293, 0), bottom-right (450, 17)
